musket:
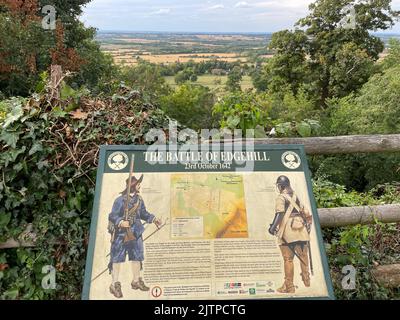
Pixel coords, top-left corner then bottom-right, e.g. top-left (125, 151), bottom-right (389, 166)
top-left (91, 219), bottom-right (169, 283)
top-left (123, 155), bottom-right (136, 243)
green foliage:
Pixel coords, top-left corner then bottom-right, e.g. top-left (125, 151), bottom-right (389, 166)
top-left (0, 99), bottom-right (10, 122)
top-left (381, 38), bottom-right (400, 70)
top-left (213, 91), bottom-right (270, 133)
top-left (226, 66), bottom-right (243, 92)
top-left (314, 59), bottom-right (400, 191)
top-left (0, 6), bottom-right (117, 98)
top-left (174, 68), bottom-right (198, 85)
top-left (121, 61), bottom-right (171, 102)
top-left (261, 0), bottom-right (400, 106)
top-left (160, 84), bottom-right (216, 130)
top-left (314, 179), bottom-right (400, 299)
top-left (0, 82), bottom-right (176, 299)
top-left (0, 13), bottom-right (51, 96)
top-left (326, 65), bottom-right (400, 135)
top-left (259, 30), bottom-right (309, 95)
top-left (276, 119), bottom-right (321, 138)
top-left (313, 153), bottom-right (400, 191)
top-left (268, 86), bottom-right (317, 122)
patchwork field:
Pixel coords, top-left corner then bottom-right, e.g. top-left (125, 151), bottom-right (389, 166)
top-left (165, 75), bottom-right (254, 91)
top-left (109, 52), bottom-right (249, 65)
top-left (98, 32), bottom-right (272, 66)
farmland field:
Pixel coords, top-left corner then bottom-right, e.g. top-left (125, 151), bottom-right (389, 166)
top-left (97, 32), bottom-right (400, 66)
top-left (165, 75), bottom-right (254, 90)
top-left (98, 32), bottom-right (273, 65)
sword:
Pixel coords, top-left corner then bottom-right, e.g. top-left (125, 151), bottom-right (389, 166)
top-left (308, 241), bottom-right (314, 276)
top-left (281, 237), bottom-right (308, 268)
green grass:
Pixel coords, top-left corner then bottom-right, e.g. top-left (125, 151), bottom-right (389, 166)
top-left (165, 75), bottom-right (254, 91)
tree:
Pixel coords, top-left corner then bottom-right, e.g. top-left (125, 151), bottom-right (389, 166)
top-left (174, 68), bottom-right (197, 84)
top-left (262, 0), bottom-right (400, 106)
top-left (319, 63), bottom-right (400, 190)
top-left (160, 84), bottom-right (216, 130)
top-left (261, 30), bottom-right (309, 95)
top-left (121, 61), bottom-right (171, 101)
top-left (381, 38), bottom-right (400, 70)
top-left (0, 0), bottom-right (114, 96)
top-left (327, 65), bottom-right (400, 135)
top-left (226, 66), bottom-right (243, 92)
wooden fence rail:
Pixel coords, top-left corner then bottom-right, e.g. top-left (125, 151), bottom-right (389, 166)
top-left (1, 204), bottom-right (399, 249)
top-left (218, 134), bottom-right (400, 155)
top-left (1, 206), bottom-right (399, 287)
top-left (2, 132), bottom-right (400, 287)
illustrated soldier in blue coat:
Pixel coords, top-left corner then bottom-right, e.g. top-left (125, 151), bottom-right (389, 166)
top-left (108, 175), bottom-right (162, 299)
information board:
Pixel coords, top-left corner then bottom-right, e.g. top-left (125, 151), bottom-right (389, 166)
top-left (82, 145), bottom-right (334, 300)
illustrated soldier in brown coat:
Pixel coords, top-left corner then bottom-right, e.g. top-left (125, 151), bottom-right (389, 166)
top-left (269, 176), bottom-right (313, 294)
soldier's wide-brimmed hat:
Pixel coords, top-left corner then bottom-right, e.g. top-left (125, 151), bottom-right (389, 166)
top-left (121, 175), bottom-right (144, 194)
top-left (126, 175), bottom-right (144, 187)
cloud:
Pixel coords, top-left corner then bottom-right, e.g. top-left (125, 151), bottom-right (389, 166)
top-left (235, 1), bottom-right (251, 8)
top-left (208, 4), bottom-right (225, 10)
top-left (253, 0), bottom-right (313, 9)
top-left (150, 8), bottom-right (171, 15)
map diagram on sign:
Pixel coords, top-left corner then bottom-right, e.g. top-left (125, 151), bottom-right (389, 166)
top-left (170, 174), bottom-right (249, 239)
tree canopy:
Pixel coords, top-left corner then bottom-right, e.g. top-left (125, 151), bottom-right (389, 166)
top-left (257, 0), bottom-right (400, 106)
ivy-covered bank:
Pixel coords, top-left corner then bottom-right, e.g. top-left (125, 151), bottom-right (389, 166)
top-left (0, 83), bottom-right (176, 299)
top-left (0, 85), bottom-right (399, 300)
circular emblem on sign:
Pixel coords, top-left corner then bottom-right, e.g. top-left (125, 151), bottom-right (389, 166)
top-left (107, 152), bottom-right (129, 171)
top-left (151, 286), bottom-right (162, 298)
top-left (281, 151), bottom-right (301, 170)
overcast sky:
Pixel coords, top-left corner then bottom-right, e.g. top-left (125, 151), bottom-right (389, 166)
top-left (81, 0), bottom-right (400, 33)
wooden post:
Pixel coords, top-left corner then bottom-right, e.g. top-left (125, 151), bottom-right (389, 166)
top-left (50, 64), bottom-right (63, 100)
top-left (372, 264), bottom-right (400, 288)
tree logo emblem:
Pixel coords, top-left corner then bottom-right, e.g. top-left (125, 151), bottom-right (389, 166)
top-left (281, 151), bottom-right (301, 170)
top-left (107, 152), bottom-right (129, 171)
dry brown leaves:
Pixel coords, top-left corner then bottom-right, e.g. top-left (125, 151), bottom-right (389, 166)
top-left (0, 263), bottom-right (9, 271)
top-left (69, 109), bottom-right (89, 120)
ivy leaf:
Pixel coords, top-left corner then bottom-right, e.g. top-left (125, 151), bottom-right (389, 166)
top-left (2, 103), bottom-right (24, 129)
top-left (1, 146), bottom-right (26, 167)
top-left (63, 211), bottom-right (78, 219)
top-left (29, 142), bottom-right (43, 156)
top-left (0, 213), bottom-right (11, 227)
top-left (37, 160), bottom-right (49, 170)
top-left (3, 289), bottom-right (19, 299)
top-left (51, 107), bottom-right (67, 118)
top-left (0, 131), bottom-right (20, 148)
top-left (60, 84), bottom-right (76, 100)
